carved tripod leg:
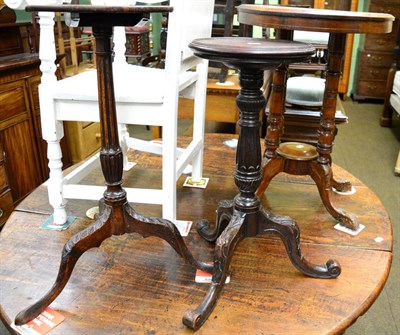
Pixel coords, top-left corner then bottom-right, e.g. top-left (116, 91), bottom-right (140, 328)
top-left (326, 153), bottom-right (352, 193)
top-left (258, 208), bottom-right (341, 279)
top-left (123, 204), bottom-right (212, 273)
top-left (196, 200), bottom-right (233, 242)
top-left (332, 174), bottom-right (352, 193)
top-left (183, 213), bottom-right (245, 330)
top-left (310, 161), bottom-right (359, 230)
top-left (256, 156), bottom-right (284, 198)
top-left (15, 205), bottom-right (114, 325)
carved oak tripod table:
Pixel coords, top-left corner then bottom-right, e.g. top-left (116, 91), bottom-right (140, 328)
top-left (238, 5), bottom-right (394, 230)
top-left (14, 3), bottom-right (215, 326)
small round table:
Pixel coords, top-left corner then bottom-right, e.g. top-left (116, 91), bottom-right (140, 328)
top-left (10, 3), bottom-right (215, 328)
top-left (237, 5), bottom-right (395, 230)
top-left (183, 36), bottom-right (342, 330)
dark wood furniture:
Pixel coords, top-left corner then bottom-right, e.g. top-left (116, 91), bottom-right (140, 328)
top-left (380, 22), bottom-right (400, 174)
top-left (0, 22), bottom-right (35, 56)
top-left (0, 53), bottom-right (72, 210)
top-left (0, 142), bottom-right (13, 229)
top-left (381, 23), bottom-right (400, 127)
top-left (238, 4), bottom-right (394, 230)
top-left (353, 0), bottom-right (400, 101)
top-left (0, 54), bottom-right (48, 207)
top-left (11, 3), bottom-right (214, 327)
top-left (0, 134), bottom-right (393, 334)
top-left (185, 37), bottom-right (341, 330)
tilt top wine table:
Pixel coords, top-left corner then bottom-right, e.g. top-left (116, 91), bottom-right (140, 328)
top-left (11, 3), bottom-right (215, 327)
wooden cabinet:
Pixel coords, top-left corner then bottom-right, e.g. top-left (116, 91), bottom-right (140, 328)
top-left (0, 142), bottom-right (13, 228)
top-left (0, 53), bottom-right (72, 208)
top-left (353, 0), bottom-right (400, 101)
top-left (64, 121), bottom-right (101, 164)
top-left (0, 54), bottom-right (45, 205)
top-left (279, 0), bottom-right (358, 97)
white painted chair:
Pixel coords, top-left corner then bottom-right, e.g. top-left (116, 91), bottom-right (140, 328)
top-left (17, 0), bottom-right (215, 225)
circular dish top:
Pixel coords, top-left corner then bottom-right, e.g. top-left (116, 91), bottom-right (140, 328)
top-left (189, 37), bottom-right (315, 67)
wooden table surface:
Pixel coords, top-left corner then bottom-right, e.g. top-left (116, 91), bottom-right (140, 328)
top-left (0, 134), bottom-right (392, 335)
top-left (237, 4), bottom-right (394, 34)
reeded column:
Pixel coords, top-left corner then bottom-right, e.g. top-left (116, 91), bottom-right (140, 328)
top-left (93, 25), bottom-right (126, 234)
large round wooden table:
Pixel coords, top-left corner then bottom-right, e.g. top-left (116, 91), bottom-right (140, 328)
top-left (0, 134), bottom-right (392, 334)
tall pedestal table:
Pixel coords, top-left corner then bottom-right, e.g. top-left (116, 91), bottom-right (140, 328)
top-left (12, 3), bottom-right (214, 327)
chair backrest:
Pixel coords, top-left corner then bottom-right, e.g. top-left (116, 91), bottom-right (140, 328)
top-left (112, 0), bottom-right (214, 102)
top-left (163, 0), bottom-right (214, 73)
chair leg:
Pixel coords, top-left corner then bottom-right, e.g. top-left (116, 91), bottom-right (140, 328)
top-left (162, 113), bottom-right (178, 221)
top-left (118, 123), bottom-right (135, 171)
top-left (46, 140), bottom-right (68, 225)
top-left (191, 60), bottom-right (208, 181)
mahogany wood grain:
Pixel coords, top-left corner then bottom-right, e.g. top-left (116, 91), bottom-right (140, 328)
top-left (0, 134), bottom-right (393, 335)
top-left (238, 5), bottom-right (394, 34)
top-left (237, 4), bottom-right (395, 230)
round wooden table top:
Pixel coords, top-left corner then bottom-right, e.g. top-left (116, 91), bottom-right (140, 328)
top-left (0, 134), bottom-right (393, 334)
top-left (238, 4), bottom-right (395, 34)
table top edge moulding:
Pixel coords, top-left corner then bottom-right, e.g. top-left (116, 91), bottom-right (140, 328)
top-left (237, 5), bottom-right (395, 34)
top-left (25, 4), bottom-right (173, 27)
top-left (25, 4), bottom-right (172, 14)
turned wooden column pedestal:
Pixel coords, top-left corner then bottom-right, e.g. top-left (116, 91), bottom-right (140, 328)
top-left (184, 37), bottom-right (341, 330)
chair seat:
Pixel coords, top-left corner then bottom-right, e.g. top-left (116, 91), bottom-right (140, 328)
top-left (286, 76), bottom-right (325, 107)
top-left (52, 64), bottom-right (198, 104)
top-left (293, 31), bottom-right (329, 45)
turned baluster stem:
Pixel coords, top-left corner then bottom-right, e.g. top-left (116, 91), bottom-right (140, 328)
top-left (317, 33), bottom-right (347, 165)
